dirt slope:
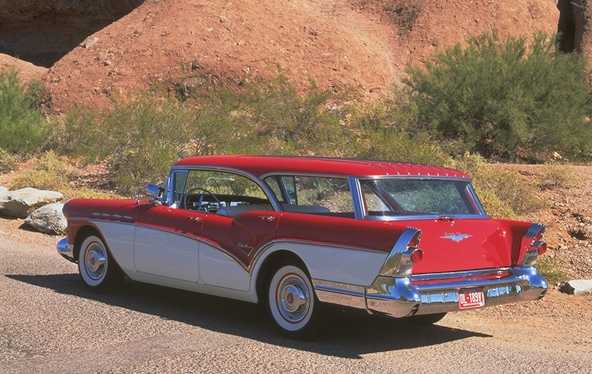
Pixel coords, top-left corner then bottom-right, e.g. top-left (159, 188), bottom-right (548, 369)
top-left (42, 0), bottom-right (559, 112)
top-left (0, 54), bottom-right (47, 83)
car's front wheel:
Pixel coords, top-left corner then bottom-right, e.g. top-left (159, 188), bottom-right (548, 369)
top-left (267, 264), bottom-right (319, 338)
top-left (78, 234), bottom-right (121, 289)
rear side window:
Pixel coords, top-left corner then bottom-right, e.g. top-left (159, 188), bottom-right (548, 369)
top-left (360, 178), bottom-right (480, 217)
top-left (264, 175), bottom-right (354, 217)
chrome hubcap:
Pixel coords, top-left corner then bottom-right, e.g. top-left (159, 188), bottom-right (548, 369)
top-left (277, 274), bottom-right (310, 323)
top-left (84, 242), bottom-right (107, 281)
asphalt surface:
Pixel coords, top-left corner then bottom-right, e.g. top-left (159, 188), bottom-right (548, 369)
top-left (1, 235), bottom-right (592, 374)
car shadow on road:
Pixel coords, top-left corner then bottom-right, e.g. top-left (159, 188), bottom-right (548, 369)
top-left (7, 273), bottom-right (492, 359)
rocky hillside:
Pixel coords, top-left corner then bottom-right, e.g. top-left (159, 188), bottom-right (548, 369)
top-left (0, 0), bottom-right (559, 111)
top-left (0, 0), bottom-right (143, 67)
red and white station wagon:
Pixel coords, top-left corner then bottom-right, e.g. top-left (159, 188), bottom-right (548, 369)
top-left (57, 155), bottom-right (547, 337)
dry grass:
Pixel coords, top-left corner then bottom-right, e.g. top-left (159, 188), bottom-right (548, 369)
top-left (0, 148), bottom-right (18, 173)
top-left (8, 151), bottom-right (122, 200)
top-left (537, 164), bottom-right (577, 191)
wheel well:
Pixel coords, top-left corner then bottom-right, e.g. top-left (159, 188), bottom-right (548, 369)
top-left (255, 250), bottom-right (308, 304)
top-left (73, 226), bottom-right (101, 260)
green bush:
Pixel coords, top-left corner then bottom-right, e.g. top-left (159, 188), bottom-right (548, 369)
top-left (190, 76), bottom-right (352, 156)
top-left (349, 99), bottom-right (451, 165)
top-left (405, 32), bottom-right (592, 161)
top-left (0, 70), bottom-right (48, 154)
top-left (56, 98), bottom-right (196, 194)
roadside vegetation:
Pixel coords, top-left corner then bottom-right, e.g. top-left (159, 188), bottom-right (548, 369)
top-left (0, 32), bottom-right (590, 219)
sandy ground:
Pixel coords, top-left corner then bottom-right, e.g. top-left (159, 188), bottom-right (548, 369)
top-left (0, 220), bottom-right (591, 373)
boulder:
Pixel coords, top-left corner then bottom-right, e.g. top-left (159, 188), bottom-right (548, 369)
top-left (560, 280), bottom-right (592, 295)
top-left (24, 203), bottom-right (67, 234)
top-left (0, 188), bottom-right (63, 218)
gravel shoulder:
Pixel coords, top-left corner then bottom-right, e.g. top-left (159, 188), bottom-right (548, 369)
top-left (1, 223), bottom-right (591, 373)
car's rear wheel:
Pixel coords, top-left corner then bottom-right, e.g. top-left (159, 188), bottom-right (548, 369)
top-left (267, 264), bottom-right (319, 338)
top-left (78, 234), bottom-right (121, 289)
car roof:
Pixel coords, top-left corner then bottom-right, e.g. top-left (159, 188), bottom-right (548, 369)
top-left (174, 155), bottom-right (470, 179)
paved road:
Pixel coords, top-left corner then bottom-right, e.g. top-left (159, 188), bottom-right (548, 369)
top-left (1, 235), bottom-right (591, 373)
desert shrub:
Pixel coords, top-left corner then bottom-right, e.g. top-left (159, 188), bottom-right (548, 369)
top-left (191, 76), bottom-right (352, 156)
top-left (54, 98), bottom-right (198, 194)
top-left (10, 151), bottom-right (73, 190)
top-left (0, 148), bottom-right (18, 173)
top-left (406, 32), bottom-right (592, 161)
top-left (453, 153), bottom-right (543, 217)
top-left (55, 78), bottom-right (355, 194)
top-left (0, 70), bottom-right (48, 154)
top-left (349, 99), bottom-right (450, 165)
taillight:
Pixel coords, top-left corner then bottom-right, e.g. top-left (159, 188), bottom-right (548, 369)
top-left (521, 223), bottom-right (546, 266)
top-left (379, 228), bottom-right (422, 277)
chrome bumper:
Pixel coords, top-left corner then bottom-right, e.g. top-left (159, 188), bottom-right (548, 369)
top-left (314, 267), bottom-right (547, 318)
top-left (56, 238), bottom-right (76, 263)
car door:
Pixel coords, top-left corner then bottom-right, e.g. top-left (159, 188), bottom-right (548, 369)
top-left (133, 171), bottom-right (205, 283)
top-left (193, 170), bottom-right (279, 291)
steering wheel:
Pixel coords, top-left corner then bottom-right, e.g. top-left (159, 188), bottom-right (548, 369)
top-left (183, 187), bottom-right (221, 211)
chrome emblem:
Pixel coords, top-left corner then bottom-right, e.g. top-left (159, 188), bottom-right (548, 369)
top-left (441, 233), bottom-right (472, 243)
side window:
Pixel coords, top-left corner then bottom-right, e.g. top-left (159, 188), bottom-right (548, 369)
top-left (265, 175), bottom-right (354, 217)
top-left (181, 170), bottom-right (272, 216)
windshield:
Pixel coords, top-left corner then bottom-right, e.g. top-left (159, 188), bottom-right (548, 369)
top-left (360, 178), bottom-right (482, 217)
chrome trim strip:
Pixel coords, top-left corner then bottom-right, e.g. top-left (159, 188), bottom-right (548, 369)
top-left (365, 214), bottom-right (489, 222)
top-left (260, 172), bottom-right (357, 180)
top-left (410, 267), bottom-right (512, 281)
top-left (361, 175), bottom-right (471, 181)
top-left (312, 279), bottom-right (366, 310)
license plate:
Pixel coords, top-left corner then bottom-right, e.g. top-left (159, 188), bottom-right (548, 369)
top-left (458, 289), bottom-right (485, 310)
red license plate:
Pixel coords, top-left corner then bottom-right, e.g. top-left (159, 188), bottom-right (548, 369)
top-left (458, 289), bottom-right (485, 310)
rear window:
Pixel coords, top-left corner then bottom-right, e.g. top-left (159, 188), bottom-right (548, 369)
top-left (360, 179), bottom-right (481, 217)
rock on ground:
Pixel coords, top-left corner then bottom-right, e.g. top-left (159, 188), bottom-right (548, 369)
top-left (560, 279), bottom-right (592, 295)
top-left (24, 203), bottom-right (66, 235)
top-left (0, 188), bottom-right (63, 219)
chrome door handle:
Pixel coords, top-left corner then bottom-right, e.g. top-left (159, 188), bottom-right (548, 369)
top-left (187, 216), bottom-right (202, 223)
top-left (258, 215), bottom-right (277, 223)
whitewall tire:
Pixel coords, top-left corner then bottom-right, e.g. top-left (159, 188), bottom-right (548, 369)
top-left (268, 264), bottom-right (319, 337)
top-left (78, 234), bottom-right (121, 289)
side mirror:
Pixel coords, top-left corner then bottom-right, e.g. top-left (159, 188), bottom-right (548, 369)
top-left (145, 183), bottom-right (164, 203)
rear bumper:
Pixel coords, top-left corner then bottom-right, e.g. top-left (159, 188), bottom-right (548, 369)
top-left (56, 238), bottom-right (76, 263)
top-left (314, 267), bottom-right (547, 318)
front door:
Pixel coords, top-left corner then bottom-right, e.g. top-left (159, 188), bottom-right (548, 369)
top-left (134, 179), bottom-right (206, 283)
